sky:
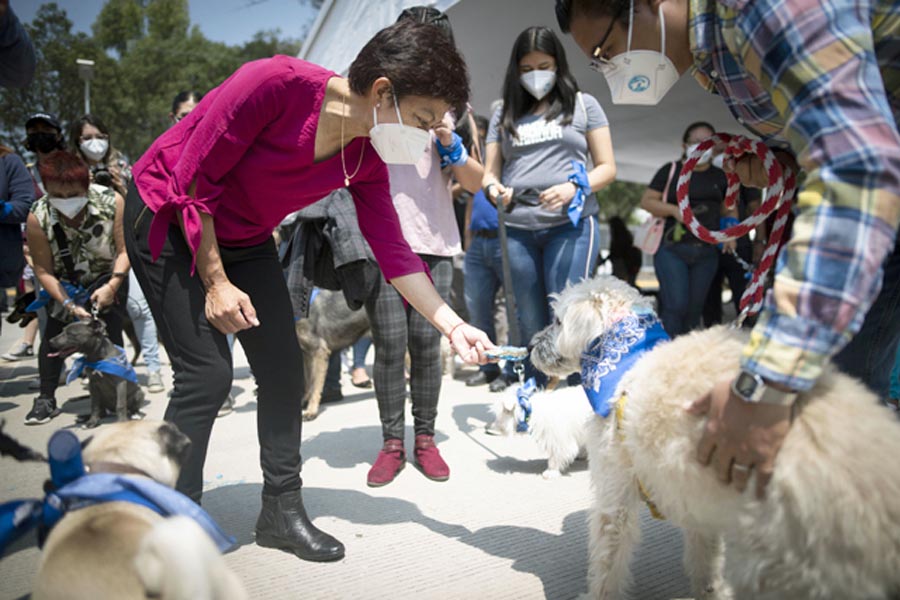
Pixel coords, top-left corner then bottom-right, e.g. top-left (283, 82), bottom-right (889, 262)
top-left (14, 0), bottom-right (320, 48)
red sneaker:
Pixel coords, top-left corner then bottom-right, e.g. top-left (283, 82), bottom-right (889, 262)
top-left (366, 439), bottom-right (405, 487)
top-left (413, 435), bottom-right (449, 482)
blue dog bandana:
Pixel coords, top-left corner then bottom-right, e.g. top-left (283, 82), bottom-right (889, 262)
top-left (581, 311), bottom-right (669, 417)
top-left (67, 345), bottom-right (137, 385)
top-left (0, 431), bottom-right (235, 555)
top-left (515, 377), bottom-right (537, 432)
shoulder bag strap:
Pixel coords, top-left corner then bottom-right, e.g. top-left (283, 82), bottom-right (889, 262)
top-left (51, 222), bottom-right (79, 284)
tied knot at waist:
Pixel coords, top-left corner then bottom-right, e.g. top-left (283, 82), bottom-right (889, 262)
top-left (148, 194), bottom-right (204, 274)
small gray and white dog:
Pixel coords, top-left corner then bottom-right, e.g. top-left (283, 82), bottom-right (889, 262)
top-left (531, 275), bottom-right (900, 600)
top-left (50, 319), bottom-right (144, 428)
top-left (295, 289), bottom-right (370, 421)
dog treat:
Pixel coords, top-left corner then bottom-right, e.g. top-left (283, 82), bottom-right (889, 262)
top-left (485, 346), bottom-right (528, 361)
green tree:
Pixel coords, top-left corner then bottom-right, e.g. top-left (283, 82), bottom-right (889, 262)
top-left (0, 0), bottom-right (315, 162)
top-left (596, 180), bottom-right (646, 224)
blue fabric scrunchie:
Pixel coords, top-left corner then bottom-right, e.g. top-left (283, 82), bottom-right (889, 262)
top-left (567, 160), bottom-right (591, 226)
top-left (436, 132), bottom-right (469, 168)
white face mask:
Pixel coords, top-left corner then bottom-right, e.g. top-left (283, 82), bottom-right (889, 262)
top-left (48, 196), bottom-right (88, 219)
top-left (368, 96), bottom-right (431, 165)
top-left (80, 138), bottom-right (109, 162)
top-left (520, 70), bottom-right (557, 101)
top-left (598, 0), bottom-right (680, 105)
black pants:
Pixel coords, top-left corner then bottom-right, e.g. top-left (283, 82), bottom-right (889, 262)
top-left (39, 311), bottom-right (123, 399)
top-left (123, 183), bottom-right (304, 502)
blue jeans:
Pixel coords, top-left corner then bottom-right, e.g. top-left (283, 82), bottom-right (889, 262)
top-left (890, 344), bottom-right (900, 400)
top-left (126, 270), bottom-right (161, 373)
top-left (464, 234), bottom-right (505, 377)
top-left (654, 242), bottom-right (720, 338)
top-left (352, 335), bottom-right (371, 370)
top-left (832, 234), bottom-right (900, 400)
top-left (507, 216), bottom-right (601, 382)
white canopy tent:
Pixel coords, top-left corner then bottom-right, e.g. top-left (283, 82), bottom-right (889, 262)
top-left (299, 0), bottom-right (743, 183)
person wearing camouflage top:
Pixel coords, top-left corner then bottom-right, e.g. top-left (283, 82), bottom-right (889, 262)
top-left (25, 150), bottom-right (130, 425)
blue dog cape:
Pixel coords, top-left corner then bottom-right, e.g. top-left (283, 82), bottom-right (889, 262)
top-left (581, 311), bottom-right (669, 417)
top-left (0, 431), bottom-right (235, 555)
top-left (67, 345), bottom-right (138, 385)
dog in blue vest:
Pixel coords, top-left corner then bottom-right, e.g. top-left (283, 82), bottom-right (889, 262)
top-left (531, 275), bottom-right (900, 600)
top-left (49, 318), bottom-right (144, 428)
top-left (1, 420), bottom-right (247, 599)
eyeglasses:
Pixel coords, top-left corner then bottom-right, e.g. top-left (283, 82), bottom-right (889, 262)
top-left (588, 1), bottom-right (629, 72)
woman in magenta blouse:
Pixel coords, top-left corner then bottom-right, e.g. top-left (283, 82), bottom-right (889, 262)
top-left (123, 21), bottom-right (493, 563)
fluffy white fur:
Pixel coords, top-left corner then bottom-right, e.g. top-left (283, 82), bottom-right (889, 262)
top-left (531, 275), bottom-right (900, 600)
top-left (490, 385), bottom-right (594, 479)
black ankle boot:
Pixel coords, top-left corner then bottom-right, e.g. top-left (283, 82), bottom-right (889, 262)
top-left (255, 489), bottom-right (345, 562)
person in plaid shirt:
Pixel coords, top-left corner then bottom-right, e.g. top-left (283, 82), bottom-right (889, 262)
top-left (557, 0), bottom-right (899, 497)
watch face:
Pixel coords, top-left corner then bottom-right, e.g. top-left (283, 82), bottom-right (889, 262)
top-left (734, 372), bottom-right (759, 398)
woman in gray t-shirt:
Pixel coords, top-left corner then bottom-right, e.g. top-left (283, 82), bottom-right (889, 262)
top-left (482, 26), bottom-right (616, 388)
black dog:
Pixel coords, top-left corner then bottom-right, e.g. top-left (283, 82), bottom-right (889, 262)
top-left (49, 319), bottom-right (144, 428)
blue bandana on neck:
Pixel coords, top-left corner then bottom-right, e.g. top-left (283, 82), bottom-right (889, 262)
top-left (67, 345), bottom-right (137, 385)
top-left (581, 311), bottom-right (669, 417)
top-left (0, 431), bottom-right (234, 555)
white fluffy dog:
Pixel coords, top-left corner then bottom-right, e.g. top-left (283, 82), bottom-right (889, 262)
top-left (489, 384), bottom-right (593, 479)
top-left (530, 275), bottom-right (900, 600)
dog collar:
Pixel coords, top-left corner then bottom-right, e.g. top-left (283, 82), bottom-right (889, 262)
top-left (581, 311), bottom-right (669, 417)
top-left (67, 345), bottom-right (138, 385)
top-left (0, 431), bottom-right (234, 554)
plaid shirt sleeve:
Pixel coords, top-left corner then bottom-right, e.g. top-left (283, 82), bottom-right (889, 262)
top-left (736, 1), bottom-right (900, 391)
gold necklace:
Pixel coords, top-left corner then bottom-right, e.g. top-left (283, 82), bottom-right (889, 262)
top-left (340, 93), bottom-right (365, 187)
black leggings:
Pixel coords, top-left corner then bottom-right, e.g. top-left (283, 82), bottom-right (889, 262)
top-left (123, 183), bottom-right (304, 502)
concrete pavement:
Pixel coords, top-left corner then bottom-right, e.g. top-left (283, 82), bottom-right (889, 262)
top-left (0, 314), bottom-right (691, 600)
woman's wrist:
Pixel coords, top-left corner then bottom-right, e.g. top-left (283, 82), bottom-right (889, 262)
top-left (446, 321), bottom-right (466, 340)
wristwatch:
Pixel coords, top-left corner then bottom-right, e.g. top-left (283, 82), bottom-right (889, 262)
top-left (731, 369), bottom-right (798, 406)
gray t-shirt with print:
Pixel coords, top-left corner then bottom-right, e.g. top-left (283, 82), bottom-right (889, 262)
top-left (486, 92), bottom-right (608, 230)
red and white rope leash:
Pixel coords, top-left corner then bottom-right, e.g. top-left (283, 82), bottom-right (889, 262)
top-left (676, 133), bottom-right (796, 321)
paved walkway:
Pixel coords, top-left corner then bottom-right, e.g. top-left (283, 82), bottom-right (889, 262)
top-left (0, 314), bottom-right (691, 600)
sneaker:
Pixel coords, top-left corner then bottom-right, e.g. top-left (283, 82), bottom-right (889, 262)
top-left (366, 439), bottom-right (405, 487)
top-left (413, 435), bottom-right (449, 482)
top-left (25, 396), bottom-right (60, 425)
top-left (217, 393), bottom-right (235, 418)
top-left (1, 342), bottom-right (34, 361)
top-left (147, 372), bottom-right (165, 394)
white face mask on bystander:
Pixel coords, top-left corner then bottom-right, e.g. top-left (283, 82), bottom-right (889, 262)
top-left (598, 0), bottom-right (680, 105)
top-left (48, 196), bottom-right (88, 219)
top-left (80, 138), bottom-right (109, 162)
top-left (520, 70), bottom-right (557, 100)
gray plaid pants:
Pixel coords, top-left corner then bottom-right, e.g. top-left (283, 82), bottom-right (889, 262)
top-left (365, 255), bottom-right (453, 441)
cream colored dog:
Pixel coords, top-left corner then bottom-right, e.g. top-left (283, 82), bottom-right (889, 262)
top-left (32, 421), bottom-right (247, 600)
top-left (530, 275), bottom-right (900, 600)
top-left (489, 385), bottom-right (593, 479)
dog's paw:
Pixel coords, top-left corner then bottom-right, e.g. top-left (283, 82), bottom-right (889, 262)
top-left (83, 418), bottom-right (102, 429)
top-left (301, 409), bottom-right (319, 421)
top-left (542, 468), bottom-right (562, 480)
top-left (130, 411), bottom-right (146, 421)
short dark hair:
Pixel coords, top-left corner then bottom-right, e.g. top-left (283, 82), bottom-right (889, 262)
top-left (682, 121), bottom-right (716, 144)
top-left (556, 0), bottom-right (631, 33)
top-left (396, 6), bottom-right (455, 45)
top-left (348, 20), bottom-right (469, 116)
top-left (38, 150), bottom-right (90, 191)
top-left (171, 90), bottom-right (203, 115)
top-left (499, 26), bottom-right (580, 139)
top-left (70, 114), bottom-right (112, 162)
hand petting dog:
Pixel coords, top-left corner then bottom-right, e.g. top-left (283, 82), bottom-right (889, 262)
top-left (687, 378), bottom-right (793, 499)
